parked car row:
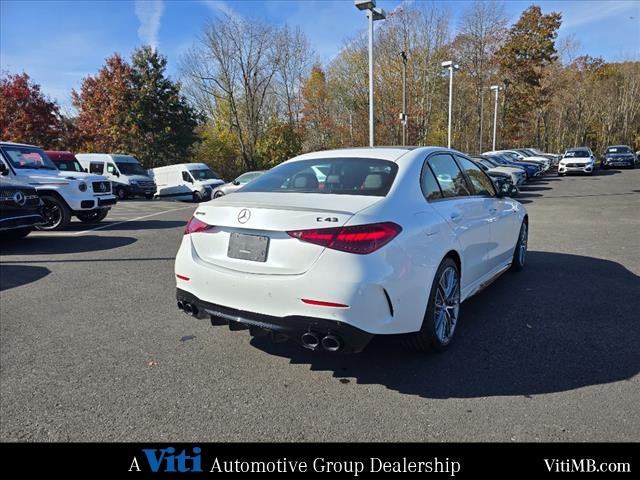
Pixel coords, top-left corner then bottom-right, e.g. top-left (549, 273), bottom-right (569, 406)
top-left (0, 142), bottom-right (117, 232)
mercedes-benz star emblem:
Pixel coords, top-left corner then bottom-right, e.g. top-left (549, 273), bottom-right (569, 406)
top-left (12, 191), bottom-right (26, 206)
top-left (99, 183), bottom-right (107, 192)
top-left (237, 208), bottom-right (251, 224)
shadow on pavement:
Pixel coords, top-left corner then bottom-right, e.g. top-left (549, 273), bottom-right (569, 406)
top-left (250, 251), bottom-right (640, 398)
top-left (62, 220), bottom-right (186, 232)
top-left (0, 265), bottom-right (51, 291)
top-left (0, 235), bottom-right (137, 255)
top-left (519, 185), bottom-right (552, 192)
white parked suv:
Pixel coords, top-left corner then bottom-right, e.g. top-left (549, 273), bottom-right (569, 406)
top-left (175, 147), bottom-right (528, 353)
top-left (0, 142), bottom-right (117, 230)
top-left (558, 147), bottom-right (596, 176)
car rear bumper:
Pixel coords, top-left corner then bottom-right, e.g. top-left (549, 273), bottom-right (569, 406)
top-left (176, 288), bottom-right (374, 353)
top-left (174, 235), bottom-right (430, 336)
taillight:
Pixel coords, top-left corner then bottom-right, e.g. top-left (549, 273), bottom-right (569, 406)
top-left (184, 216), bottom-right (213, 235)
top-left (288, 222), bottom-right (402, 255)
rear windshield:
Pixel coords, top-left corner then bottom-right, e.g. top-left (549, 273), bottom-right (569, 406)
top-left (240, 158), bottom-right (398, 196)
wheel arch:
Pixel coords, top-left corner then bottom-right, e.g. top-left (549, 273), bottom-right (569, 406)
top-left (36, 189), bottom-right (71, 209)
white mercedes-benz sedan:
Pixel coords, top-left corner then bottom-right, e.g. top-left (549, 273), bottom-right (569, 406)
top-left (174, 147), bottom-right (528, 353)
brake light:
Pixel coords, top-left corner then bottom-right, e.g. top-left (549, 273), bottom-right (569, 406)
top-left (288, 222), bottom-right (402, 254)
top-left (184, 216), bottom-right (213, 234)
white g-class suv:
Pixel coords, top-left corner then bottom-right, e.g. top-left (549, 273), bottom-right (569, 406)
top-left (0, 142), bottom-right (117, 230)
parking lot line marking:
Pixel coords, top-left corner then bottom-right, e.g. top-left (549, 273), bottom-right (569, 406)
top-left (71, 205), bottom-right (195, 236)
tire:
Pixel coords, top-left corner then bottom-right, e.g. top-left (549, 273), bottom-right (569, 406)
top-left (76, 209), bottom-right (109, 224)
top-left (403, 257), bottom-right (461, 353)
top-left (37, 195), bottom-right (71, 231)
top-left (145, 193), bottom-right (154, 200)
top-left (213, 190), bottom-right (225, 199)
top-left (510, 220), bottom-right (528, 272)
top-left (193, 191), bottom-right (203, 203)
top-left (2, 227), bottom-right (32, 240)
top-left (116, 187), bottom-right (127, 200)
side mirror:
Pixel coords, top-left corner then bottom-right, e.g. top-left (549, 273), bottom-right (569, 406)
top-left (0, 163), bottom-right (7, 175)
top-left (113, 171), bottom-right (120, 177)
top-left (233, 180), bottom-right (240, 186)
top-left (84, 168), bottom-right (88, 173)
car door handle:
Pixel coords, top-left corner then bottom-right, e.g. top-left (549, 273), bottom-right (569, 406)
top-left (450, 212), bottom-right (463, 223)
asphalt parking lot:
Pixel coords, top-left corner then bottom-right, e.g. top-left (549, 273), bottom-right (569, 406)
top-left (1, 169), bottom-right (639, 442)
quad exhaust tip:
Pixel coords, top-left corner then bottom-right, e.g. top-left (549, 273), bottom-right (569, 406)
top-left (301, 331), bottom-right (321, 350)
top-left (321, 334), bottom-right (342, 352)
top-left (301, 331), bottom-right (343, 352)
top-left (177, 300), bottom-right (198, 317)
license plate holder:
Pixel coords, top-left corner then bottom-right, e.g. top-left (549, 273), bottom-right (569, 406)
top-left (227, 233), bottom-right (269, 262)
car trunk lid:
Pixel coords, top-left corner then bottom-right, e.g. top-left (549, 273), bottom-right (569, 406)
top-left (189, 192), bottom-right (382, 275)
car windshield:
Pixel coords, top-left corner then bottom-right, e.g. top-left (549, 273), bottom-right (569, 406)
top-left (115, 162), bottom-right (148, 176)
top-left (480, 160), bottom-right (495, 169)
top-left (489, 154), bottom-right (511, 164)
top-left (0, 145), bottom-right (58, 170)
top-left (606, 146), bottom-right (631, 154)
top-left (190, 168), bottom-right (220, 180)
top-left (503, 152), bottom-right (522, 161)
top-left (565, 150), bottom-right (589, 158)
top-left (54, 158), bottom-right (84, 172)
top-left (240, 158), bottom-right (398, 196)
top-left (236, 172), bottom-right (263, 184)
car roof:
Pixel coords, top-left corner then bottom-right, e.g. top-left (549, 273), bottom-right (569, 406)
top-left (290, 146), bottom-right (450, 163)
top-left (0, 141), bottom-right (41, 148)
top-left (567, 147), bottom-right (590, 151)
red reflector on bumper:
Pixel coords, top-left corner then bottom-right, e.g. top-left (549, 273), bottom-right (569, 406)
top-left (301, 298), bottom-right (349, 308)
top-left (176, 274), bottom-right (190, 281)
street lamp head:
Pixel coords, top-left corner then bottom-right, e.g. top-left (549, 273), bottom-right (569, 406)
top-left (355, 0), bottom-right (376, 11)
top-left (490, 85), bottom-right (502, 91)
top-left (371, 7), bottom-right (386, 21)
top-left (441, 60), bottom-right (453, 68)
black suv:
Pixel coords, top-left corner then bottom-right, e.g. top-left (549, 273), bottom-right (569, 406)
top-left (0, 169), bottom-right (44, 240)
top-left (601, 145), bottom-right (637, 169)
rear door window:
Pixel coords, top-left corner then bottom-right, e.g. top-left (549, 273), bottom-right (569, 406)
top-left (427, 153), bottom-right (471, 198)
top-left (455, 155), bottom-right (496, 197)
top-left (420, 164), bottom-right (443, 201)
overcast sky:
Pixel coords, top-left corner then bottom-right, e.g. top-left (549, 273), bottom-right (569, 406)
top-left (2, 0), bottom-right (639, 111)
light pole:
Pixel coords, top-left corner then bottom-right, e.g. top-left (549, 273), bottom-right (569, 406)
top-left (490, 84), bottom-right (503, 151)
top-left (400, 50), bottom-right (408, 146)
top-left (441, 60), bottom-right (459, 149)
top-left (355, 0), bottom-right (386, 147)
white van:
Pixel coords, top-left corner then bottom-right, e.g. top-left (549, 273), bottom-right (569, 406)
top-left (0, 142), bottom-right (117, 230)
top-left (75, 153), bottom-right (156, 200)
top-left (150, 163), bottom-right (224, 202)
